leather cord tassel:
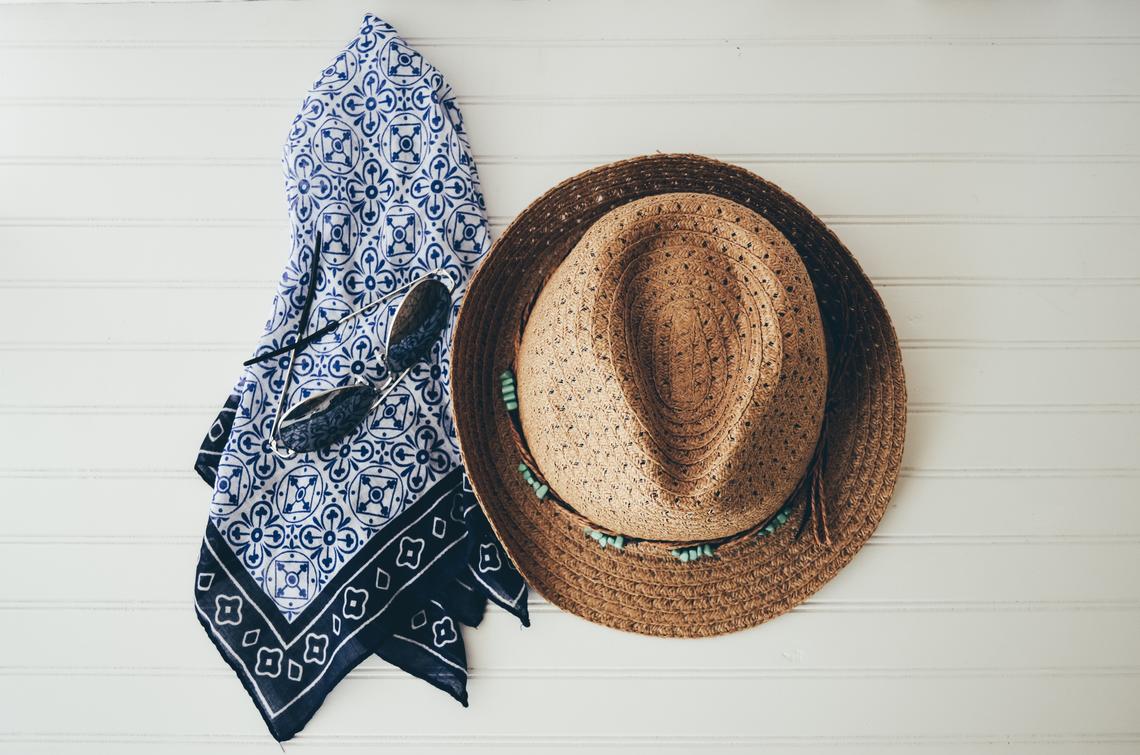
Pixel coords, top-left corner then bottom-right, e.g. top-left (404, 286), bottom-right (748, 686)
top-left (797, 415), bottom-right (832, 546)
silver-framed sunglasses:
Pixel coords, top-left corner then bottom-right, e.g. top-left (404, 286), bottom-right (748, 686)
top-left (244, 232), bottom-right (456, 457)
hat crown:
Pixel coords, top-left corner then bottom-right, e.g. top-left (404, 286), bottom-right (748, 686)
top-left (517, 193), bottom-right (828, 541)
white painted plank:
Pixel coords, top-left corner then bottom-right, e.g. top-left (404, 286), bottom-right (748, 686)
top-left (2, 475), bottom-right (1136, 541)
top-left (1, 536), bottom-right (1137, 605)
top-left (0, 284), bottom-right (1132, 346)
top-left (0, 408), bottom-right (1136, 474)
top-left (5, 101), bottom-right (1139, 159)
top-left (0, 673), bottom-right (1136, 741)
top-left (3, 0), bottom-right (1140, 40)
top-left (1, 738), bottom-right (1137, 755)
top-left (5, 42), bottom-right (1140, 101)
top-left (5, 345), bottom-right (1137, 410)
top-left (4, 162), bottom-right (1140, 224)
top-left (5, 603), bottom-right (1140, 674)
top-left (4, 224), bottom-right (1138, 283)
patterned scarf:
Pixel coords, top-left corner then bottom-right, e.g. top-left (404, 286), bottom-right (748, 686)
top-left (191, 16), bottom-right (528, 741)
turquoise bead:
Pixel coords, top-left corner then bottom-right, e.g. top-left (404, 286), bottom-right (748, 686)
top-left (499, 370), bottom-right (513, 381)
top-left (517, 463), bottom-right (528, 473)
top-left (679, 551), bottom-right (690, 562)
top-left (505, 400), bottom-right (518, 411)
top-left (703, 544), bottom-right (714, 557)
top-left (613, 535), bottom-right (624, 549)
top-left (535, 484), bottom-right (549, 499)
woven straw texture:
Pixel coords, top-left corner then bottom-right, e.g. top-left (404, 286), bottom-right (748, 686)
top-left (517, 193), bottom-right (828, 542)
top-left (451, 154), bottom-right (907, 637)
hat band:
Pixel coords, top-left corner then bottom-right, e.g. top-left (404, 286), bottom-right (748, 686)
top-left (500, 367), bottom-right (810, 560)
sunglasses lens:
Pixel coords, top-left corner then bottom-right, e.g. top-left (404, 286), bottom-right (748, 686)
top-left (386, 278), bottom-right (452, 374)
top-left (277, 383), bottom-right (378, 453)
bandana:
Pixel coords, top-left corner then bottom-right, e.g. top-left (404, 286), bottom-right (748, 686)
top-left (191, 16), bottom-right (528, 741)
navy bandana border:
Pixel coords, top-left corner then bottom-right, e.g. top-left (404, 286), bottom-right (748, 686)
top-left (194, 467), bottom-right (528, 740)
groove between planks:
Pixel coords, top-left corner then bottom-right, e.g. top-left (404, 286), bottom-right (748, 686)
top-left (2, 665), bottom-right (1138, 680)
top-left (5, 35), bottom-right (1140, 50)
top-left (0, 732), bottom-right (1137, 747)
top-left (5, 152), bottom-right (1140, 166)
top-left (1, 467), bottom-right (1135, 480)
top-left (2, 599), bottom-right (1138, 614)
top-left (3, 214), bottom-right (1139, 227)
top-left (2, 534), bottom-right (1137, 547)
top-left (2, 339), bottom-right (1138, 352)
top-left (4, 277), bottom-right (1138, 290)
top-left (5, 93), bottom-right (1140, 106)
top-left (0, 403), bottom-right (1133, 416)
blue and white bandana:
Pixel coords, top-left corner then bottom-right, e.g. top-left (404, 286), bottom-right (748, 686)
top-left (191, 16), bottom-right (528, 741)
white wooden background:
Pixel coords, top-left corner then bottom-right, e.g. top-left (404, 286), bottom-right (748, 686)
top-left (1, 0), bottom-right (1139, 752)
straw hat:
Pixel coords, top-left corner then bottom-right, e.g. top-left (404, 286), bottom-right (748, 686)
top-left (451, 154), bottom-right (906, 637)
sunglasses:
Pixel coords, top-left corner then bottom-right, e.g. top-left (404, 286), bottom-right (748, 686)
top-left (245, 232), bottom-right (456, 457)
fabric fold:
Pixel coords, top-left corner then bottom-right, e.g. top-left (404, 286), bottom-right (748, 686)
top-left (191, 15), bottom-right (527, 741)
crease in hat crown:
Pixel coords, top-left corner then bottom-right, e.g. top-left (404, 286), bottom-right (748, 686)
top-left (514, 193), bottom-right (829, 542)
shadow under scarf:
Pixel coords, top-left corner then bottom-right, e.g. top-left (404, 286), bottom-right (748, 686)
top-left (191, 15), bottom-right (529, 741)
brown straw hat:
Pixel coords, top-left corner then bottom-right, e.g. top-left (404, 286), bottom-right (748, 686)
top-left (451, 154), bottom-right (906, 637)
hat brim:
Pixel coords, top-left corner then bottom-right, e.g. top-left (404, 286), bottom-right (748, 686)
top-left (451, 154), bottom-right (906, 637)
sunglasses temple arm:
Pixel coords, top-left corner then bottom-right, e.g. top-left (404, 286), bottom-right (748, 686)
top-left (244, 319), bottom-right (338, 366)
top-left (267, 231), bottom-right (324, 456)
top-left (243, 270), bottom-right (453, 368)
